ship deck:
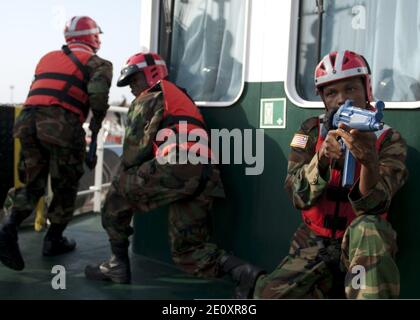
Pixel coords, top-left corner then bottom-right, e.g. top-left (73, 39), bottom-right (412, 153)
top-left (0, 213), bottom-right (233, 300)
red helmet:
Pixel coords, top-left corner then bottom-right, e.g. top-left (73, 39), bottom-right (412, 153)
top-left (64, 16), bottom-right (102, 51)
top-left (314, 50), bottom-right (373, 101)
top-left (117, 52), bottom-right (168, 88)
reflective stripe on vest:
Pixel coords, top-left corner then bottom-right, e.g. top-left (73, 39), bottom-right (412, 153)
top-left (301, 116), bottom-right (390, 238)
top-left (24, 43), bottom-right (93, 123)
top-left (152, 80), bottom-right (213, 160)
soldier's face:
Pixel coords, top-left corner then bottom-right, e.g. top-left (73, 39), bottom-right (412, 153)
top-left (321, 77), bottom-right (368, 111)
top-left (129, 72), bottom-right (149, 97)
top-left (93, 34), bottom-right (101, 50)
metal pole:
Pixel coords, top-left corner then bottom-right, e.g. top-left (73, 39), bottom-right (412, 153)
top-left (316, 0), bottom-right (324, 64)
top-left (91, 128), bottom-right (104, 212)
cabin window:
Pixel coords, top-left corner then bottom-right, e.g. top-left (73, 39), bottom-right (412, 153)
top-left (296, 0), bottom-right (420, 103)
top-left (160, 0), bottom-right (248, 106)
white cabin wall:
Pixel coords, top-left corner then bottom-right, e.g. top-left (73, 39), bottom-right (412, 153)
top-left (139, 0), bottom-right (160, 52)
top-left (246, 0), bottom-right (292, 83)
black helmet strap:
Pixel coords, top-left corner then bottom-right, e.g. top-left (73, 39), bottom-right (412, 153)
top-left (144, 54), bottom-right (156, 66)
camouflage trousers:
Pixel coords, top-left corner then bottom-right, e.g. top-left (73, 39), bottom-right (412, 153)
top-left (8, 110), bottom-right (85, 224)
top-left (101, 159), bottom-right (226, 278)
top-left (254, 215), bottom-right (399, 299)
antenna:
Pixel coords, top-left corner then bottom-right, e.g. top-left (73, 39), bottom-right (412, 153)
top-left (9, 85), bottom-right (14, 104)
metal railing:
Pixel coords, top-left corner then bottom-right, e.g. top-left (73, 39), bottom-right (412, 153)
top-left (77, 105), bottom-right (129, 212)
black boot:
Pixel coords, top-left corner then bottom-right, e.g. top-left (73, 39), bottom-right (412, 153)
top-left (219, 254), bottom-right (266, 299)
top-left (0, 209), bottom-right (31, 271)
top-left (85, 240), bottom-right (131, 284)
top-left (42, 223), bottom-right (76, 256)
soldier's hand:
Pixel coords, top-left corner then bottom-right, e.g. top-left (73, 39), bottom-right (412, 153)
top-left (319, 130), bottom-right (342, 164)
top-left (336, 123), bottom-right (378, 167)
top-left (89, 117), bottom-right (102, 135)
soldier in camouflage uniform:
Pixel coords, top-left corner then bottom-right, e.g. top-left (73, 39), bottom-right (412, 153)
top-left (253, 51), bottom-right (408, 299)
top-left (0, 16), bottom-right (113, 271)
top-left (85, 52), bottom-right (264, 298)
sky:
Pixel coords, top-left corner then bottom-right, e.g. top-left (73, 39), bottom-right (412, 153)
top-left (0, 0), bottom-right (142, 105)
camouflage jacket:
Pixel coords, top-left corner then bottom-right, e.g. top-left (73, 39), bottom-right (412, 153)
top-left (85, 54), bottom-right (113, 126)
top-left (122, 90), bottom-right (164, 169)
top-left (14, 54), bottom-right (112, 149)
top-left (284, 116), bottom-right (408, 216)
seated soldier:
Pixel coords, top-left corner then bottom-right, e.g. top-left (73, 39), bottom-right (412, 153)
top-left (253, 50), bottom-right (408, 299)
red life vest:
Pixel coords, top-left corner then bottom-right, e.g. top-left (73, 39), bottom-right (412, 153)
top-left (151, 80), bottom-right (212, 160)
top-left (24, 43), bottom-right (94, 122)
top-left (301, 116), bottom-right (390, 238)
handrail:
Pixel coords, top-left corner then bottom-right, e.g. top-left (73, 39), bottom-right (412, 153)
top-left (77, 105), bottom-right (128, 212)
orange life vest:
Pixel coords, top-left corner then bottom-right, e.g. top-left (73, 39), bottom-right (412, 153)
top-left (301, 116), bottom-right (390, 238)
top-left (151, 80), bottom-right (212, 161)
top-left (24, 43), bottom-right (94, 122)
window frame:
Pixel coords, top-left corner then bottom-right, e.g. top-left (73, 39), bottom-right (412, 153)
top-left (158, 0), bottom-right (250, 108)
top-left (285, 0), bottom-right (420, 109)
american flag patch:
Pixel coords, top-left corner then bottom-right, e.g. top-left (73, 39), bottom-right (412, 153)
top-left (290, 134), bottom-right (309, 149)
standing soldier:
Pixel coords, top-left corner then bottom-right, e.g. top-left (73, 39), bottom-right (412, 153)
top-left (84, 52), bottom-right (264, 299)
top-left (0, 16), bottom-right (113, 271)
top-left (252, 50), bottom-right (408, 299)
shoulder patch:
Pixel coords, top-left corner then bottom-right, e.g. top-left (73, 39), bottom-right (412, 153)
top-left (290, 133), bottom-right (309, 149)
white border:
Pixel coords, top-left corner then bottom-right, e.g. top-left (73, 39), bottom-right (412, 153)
top-left (285, 0), bottom-right (420, 110)
top-left (259, 98), bottom-right (287, 129)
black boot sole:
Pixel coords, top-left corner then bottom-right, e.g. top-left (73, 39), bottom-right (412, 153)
top-left (42, 246), bottom-right (76, 257)
top-left (42, 239), bottom-right (76, 257)
top-left (85, 265), bottom-right (131, 284)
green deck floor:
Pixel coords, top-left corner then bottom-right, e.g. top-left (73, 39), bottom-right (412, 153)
top-left (0, 214), bottom-right (234, 300)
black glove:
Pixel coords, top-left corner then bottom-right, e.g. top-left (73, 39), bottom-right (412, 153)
top-left (89, 117), bottom-right (102, 135)
top-left (85, 153), bottom-right (97, 170)
top-left (85, 134), bottom-right (98, 170)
